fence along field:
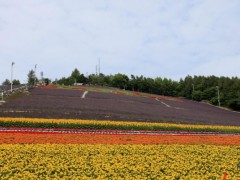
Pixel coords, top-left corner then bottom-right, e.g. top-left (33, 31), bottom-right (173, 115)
top-left (0, 85), bottom-right (27, 104)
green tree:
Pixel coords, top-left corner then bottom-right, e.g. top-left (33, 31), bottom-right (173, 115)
top-left (70, 68), bottom-right (81, 83)
top-left (129, 75), bottom-right (137, 91)
top-left (179, 75), bottom-right (194, 99)
top-left (202, 87), bottom-right (217, 101)
top-left (27, 70), bottom-right (35, 86)
top-left (44, 78), bottom-right (51, 85)
top-left (88, 74), bottom-right (99, 85)
top-left (135, 75), bottom-right (144, 92)
top-left (111, 73), bottom-right (129, 89)
top-left (2, 79), bottom-right (11, 85)
top-left (12, 79), bottom-right (21, 85)
top-left (2, 79), bottom-right (21, 85)
top-left (70, 68), bottom-right (87, 84)
top-left (192, 90), bottom-right (203, 101)
top-left (57, 68), bottom-right (87, 86)
top-left (98, 73), bottom-right (107, 86)
top-left (228, 98), bottom-right (240, 111)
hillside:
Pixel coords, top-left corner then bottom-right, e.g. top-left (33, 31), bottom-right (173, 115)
top-left (0, 86), bottom-right (240, 126)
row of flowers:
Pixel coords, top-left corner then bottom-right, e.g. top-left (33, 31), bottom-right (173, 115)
top-left (0, 132), bottom-right (240, 145)
top-left (0, 144), bottom-right (239, 179)
top-left (0, 117), bottom-right (240, 133)
top-left (39, 85), bottom-right (87, 91)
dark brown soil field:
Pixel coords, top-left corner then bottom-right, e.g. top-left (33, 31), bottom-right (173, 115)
top-left (0, 88), bottom-right (240, 126)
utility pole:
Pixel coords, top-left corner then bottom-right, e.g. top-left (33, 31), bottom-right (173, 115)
top-left (96, 65), bottom-right (98, 76)
top-left (34, 64), bottom-right (37, 86)
top-left (98, 58), bottom-right (100, 75)
top-left (216, 86), bottom-right (220, 107)
top-left (192, 83), bottom-right (195, 100)
top-left (41, 72), bottom-right (43, 79)
top-left (40, 72), bottom-right (44, 85)
top-left (11, 62), bottom-right (15, 92)
top-left (1, 91), bottom-right (3, 101)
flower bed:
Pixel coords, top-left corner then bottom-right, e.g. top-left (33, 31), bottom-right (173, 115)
top-left (38, 85), bottom-right (58, 89)
top-left (0, 144), bottom-right (239, 179)
top-left (0, 132), bottom-right (240, 145)
top-left (113, 90), bottom-right (127, 95)
top-left (1, 117), bottom-right (240, 133)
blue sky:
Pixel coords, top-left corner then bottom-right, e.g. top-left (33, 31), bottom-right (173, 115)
top-left (0, 0), bottom-right (240, 83)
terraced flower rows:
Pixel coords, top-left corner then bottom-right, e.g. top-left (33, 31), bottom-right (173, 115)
top-left (1, 117), bottom-right (240, 146)
top-left (1, 117), bottom-right (240, 179)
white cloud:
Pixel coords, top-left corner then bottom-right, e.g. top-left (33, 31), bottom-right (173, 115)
top-left (192, 55), bottom-right (240, 77)
top-left (0, 0), bottom-right (240, 83)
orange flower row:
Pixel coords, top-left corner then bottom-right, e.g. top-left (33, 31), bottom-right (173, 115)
top-left (132, 91), bottom-right (182, 102)
top-left (113, 90), bottom-right (126, 95)
top-left (1, 132), bottom-right (240, 145)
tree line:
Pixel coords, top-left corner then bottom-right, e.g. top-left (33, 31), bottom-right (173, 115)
top-left (2, 79), bottom-right (21, 86)
top-left (2, 70), bottom-right (51, 87)
top-left (2, 68), bottom-right (239, 111)
top-left (54, 68), bottom-right (240, 111)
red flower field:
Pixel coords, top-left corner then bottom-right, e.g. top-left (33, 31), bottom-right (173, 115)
top-left (1, 132), bottom-right (240, 145)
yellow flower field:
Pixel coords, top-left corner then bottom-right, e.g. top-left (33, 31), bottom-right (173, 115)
top-left (0, 144), bottom-right (239, 179)
top-left (1, 117), bottom-right (240, 133)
